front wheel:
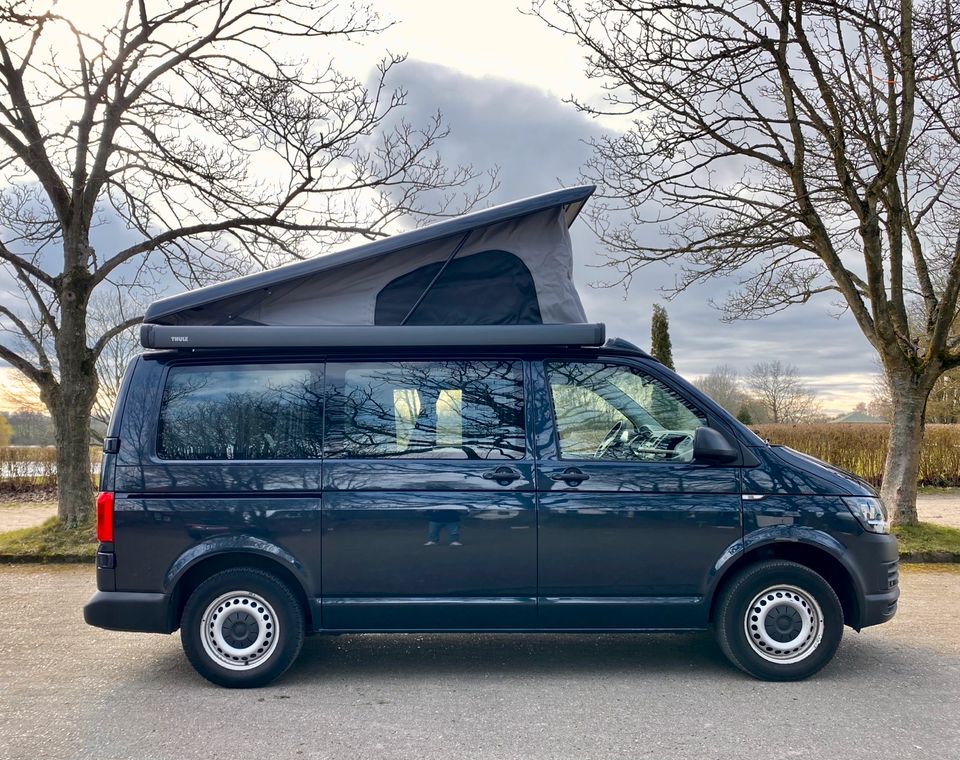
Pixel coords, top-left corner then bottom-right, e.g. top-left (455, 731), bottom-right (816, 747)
top-left (180, 568), bottom-right (305, 688)
top-left (714, 560), bottom-right (844, 681)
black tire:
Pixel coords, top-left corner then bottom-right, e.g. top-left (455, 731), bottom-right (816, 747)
top-left (714, 560), bottom-right (843, 681)
top-left (180, 567), bottom-right (305, 688)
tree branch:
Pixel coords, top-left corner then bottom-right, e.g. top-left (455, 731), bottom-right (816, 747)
top-left (91, 314), bottom-right (142, 359)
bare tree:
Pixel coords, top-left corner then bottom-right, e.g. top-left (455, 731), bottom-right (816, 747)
top-left (869, 364), bottom-right (895, 421)
top-left (748, 361), bottom-right (819, 424)
top-left (872, 364), bottom-right (960, 422)
top-left (1, 408), bottom-right (53, 444)
top-left (536, 0), bottom-right (960, 523)
top-left (0, 412), bottom-right (11, 445)
top-left (0, 1), bottom-right (493, 525)
top-left (693, 364), bottom-right (745, 413)
top-left (88, 293), bottom-right (142, 441)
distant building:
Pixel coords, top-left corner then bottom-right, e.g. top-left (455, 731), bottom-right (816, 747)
top-left (831, 410), bottom-right (885, 424)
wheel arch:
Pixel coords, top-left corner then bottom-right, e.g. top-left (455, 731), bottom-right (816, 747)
top-left (709, 532), bottom-right (862, 630)
top-left (165, 540), bottom-right (315, 632)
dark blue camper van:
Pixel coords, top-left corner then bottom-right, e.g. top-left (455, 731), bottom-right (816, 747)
top-left (84, 189), bottom-right (899, 688)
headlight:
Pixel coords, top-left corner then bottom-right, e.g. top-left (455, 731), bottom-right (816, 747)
top-left (843, 496), bottom-right (889, 534)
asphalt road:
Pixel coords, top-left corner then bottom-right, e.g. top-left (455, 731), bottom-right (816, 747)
top-left (1, 565), bottom-right (958, 760)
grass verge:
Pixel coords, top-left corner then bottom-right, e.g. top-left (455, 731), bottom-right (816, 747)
top-left (893, 521), bottom-right (960, 562)
top-left (0, 517), bottom-right (96, 563)
top-left (917, 486), bottom-right (960, 495)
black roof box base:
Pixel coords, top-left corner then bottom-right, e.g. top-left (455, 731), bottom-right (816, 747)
top-left (140, 323), bottom-right (606, 350)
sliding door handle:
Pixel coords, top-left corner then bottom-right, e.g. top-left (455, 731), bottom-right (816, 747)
top-left (481, 466), bottom-right (523, 485)
top-left (549, 468), bottom-right (590, 486)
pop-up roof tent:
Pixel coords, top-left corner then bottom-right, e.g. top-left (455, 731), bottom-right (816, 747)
top-left (141, 185), bottom-right (605, 349)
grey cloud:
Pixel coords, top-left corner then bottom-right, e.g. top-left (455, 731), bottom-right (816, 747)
top-left (390, 60), bottom-right (878, 399)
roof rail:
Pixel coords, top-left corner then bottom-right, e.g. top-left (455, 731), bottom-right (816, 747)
top-left (140, 323), bottom-right (606, 350)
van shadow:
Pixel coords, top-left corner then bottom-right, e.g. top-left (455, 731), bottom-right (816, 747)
top-left (283, 631), bottom-right (735, 683)
top-left (133, 629), bottom-right (926, 692)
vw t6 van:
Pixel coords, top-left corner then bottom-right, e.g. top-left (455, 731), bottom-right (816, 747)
top-left (84, 323), bottom-right (899, 688)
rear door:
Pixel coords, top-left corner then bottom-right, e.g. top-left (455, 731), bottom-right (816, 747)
top-left (533, 359), bottom-right (742, 629)
top-left (320, 357), bottom-right (537, 629)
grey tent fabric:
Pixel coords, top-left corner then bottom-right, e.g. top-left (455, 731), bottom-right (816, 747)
top-left (144, 186), bottom-right (594, 327)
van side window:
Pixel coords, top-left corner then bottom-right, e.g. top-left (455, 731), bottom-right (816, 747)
top-left (547, 362), bottom-right (706, 462)
top-left (325, 361), bottom-right (524, 460)
top-left (157, 364), bottom-right (323, 460)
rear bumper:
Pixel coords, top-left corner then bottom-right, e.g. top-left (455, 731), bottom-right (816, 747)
top-left (83, 591), bottom-right (177, 634)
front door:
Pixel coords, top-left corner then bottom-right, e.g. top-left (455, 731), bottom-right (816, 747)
top-left (534, 359), bottom-right (742, 629)
top-left (321, 358), bottom-right (537, 629)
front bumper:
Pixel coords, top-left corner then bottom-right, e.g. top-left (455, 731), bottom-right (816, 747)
top-left (860, 586), bottom-right (899, 628)
top-left (851, 532), bottom-right (900, 629)
top-left (83, 590), bottom-right (177, 634)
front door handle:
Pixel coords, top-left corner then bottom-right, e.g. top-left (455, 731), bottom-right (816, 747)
top-left (549, 468), bottom-right (591, 486)
top-left (481, 466), bottom-right (523, 485)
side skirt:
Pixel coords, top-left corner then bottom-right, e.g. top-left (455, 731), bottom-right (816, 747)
top-left (308, 595), bottom-right (709, 633)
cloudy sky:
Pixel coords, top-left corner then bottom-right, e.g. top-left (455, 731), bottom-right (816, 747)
top-left (355, 1), bottom-right (879, 412)
top-left (0, 0), bottom-right (878, 414)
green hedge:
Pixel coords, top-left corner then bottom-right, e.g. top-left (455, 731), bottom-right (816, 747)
top-left (753, 423), bottom-right (960, 487)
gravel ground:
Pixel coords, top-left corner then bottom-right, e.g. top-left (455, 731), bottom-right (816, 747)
top-left (0, 564), bottom-right (958, 760)
top-left (914, 491), bottom-right (960, 527)
top-left (0, 500), bottom-right (56, 532)
top-left (1, 494), bottom-right (958, 533)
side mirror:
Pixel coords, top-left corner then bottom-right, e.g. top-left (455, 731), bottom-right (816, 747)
top-left (693, 426), bottom-right (739, 464)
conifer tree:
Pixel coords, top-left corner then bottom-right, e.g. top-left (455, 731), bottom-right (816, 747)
top-left (651, 304), bottom-right (675, 370)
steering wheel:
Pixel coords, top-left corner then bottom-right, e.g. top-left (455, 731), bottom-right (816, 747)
top-left (595, 420), bottom-right (626, 459)
top-left (671, 433), bottom-right (695, 462)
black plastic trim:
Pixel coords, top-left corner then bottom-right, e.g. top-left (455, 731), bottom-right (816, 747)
top-left (140, 323), bottom-right (606, 350)
top-left (83, 591), bottom-right (176, 634)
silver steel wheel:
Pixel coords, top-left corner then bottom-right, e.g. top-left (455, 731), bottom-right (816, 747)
top-left (200, 591), bottom-right (280, 671)
top-left (743, 584), bottom-right (824, 664)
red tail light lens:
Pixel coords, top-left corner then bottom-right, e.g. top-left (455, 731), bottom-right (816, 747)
top-left (96, 492), bottom-right (114, 543)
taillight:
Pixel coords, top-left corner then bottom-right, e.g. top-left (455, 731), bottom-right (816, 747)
top-left (96, 492), bottom-right (114, 543)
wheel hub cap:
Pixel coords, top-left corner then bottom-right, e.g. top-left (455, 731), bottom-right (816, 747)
top-left (200, 591), bottom-right (280, 671)
top-left (767, 606), bottom-right (803, 641)
top-left (222, 611), bottom-right (259, 648)
top-left (744, 585), bottom-right (824, 664)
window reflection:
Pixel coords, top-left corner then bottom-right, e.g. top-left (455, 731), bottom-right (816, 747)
top-left (325, 361), bottom-right (524, 460)
top-left (157, 365), bottom-right (323, 460)
top-left (424, 508), bottom-right (464, 546)
top-left (548, 362), bottom-right (705, 462)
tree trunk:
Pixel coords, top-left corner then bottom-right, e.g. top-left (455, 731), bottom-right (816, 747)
top-left (49, 385), bottom-right (97, 526)
top-left (880, 371), bottom-right (932, 526)
top-left (50, 266), bottom-right (99, 527)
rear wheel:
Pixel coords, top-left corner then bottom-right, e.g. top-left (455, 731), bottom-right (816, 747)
top-left (180, 568), bottom-right (304, 688)
top-left (715, 560), bottom-right (843, 681)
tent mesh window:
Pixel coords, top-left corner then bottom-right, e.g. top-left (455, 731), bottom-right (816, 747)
top-left (374, 250), bottom-right (543, 326)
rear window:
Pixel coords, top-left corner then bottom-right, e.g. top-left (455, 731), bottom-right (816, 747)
top-left (324, 360), bottom-right (525, 460)
top-left (157, 364), bottom-right (323, 460)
